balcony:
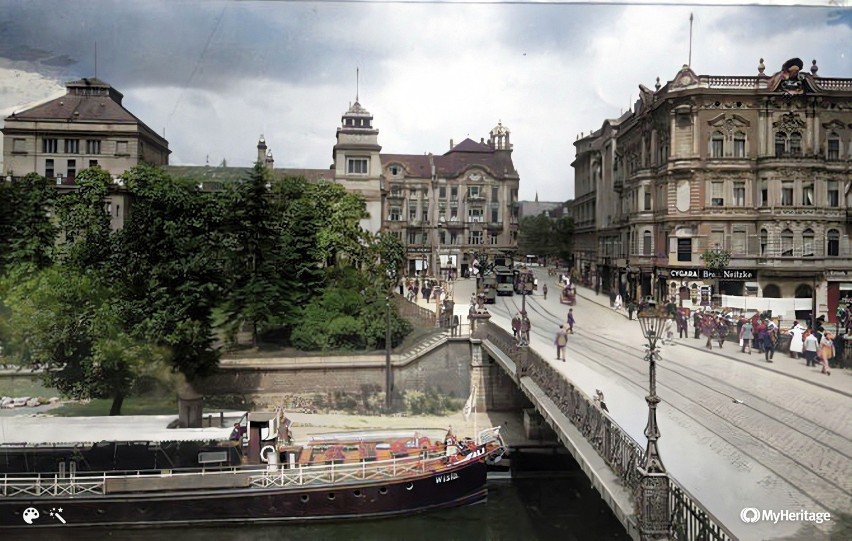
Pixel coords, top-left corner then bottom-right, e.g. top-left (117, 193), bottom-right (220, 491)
top-left (387, 191), bottom-right (404, 200)
top-left (445, 219), bottom-right (465, 228)
top-left (487, 222), bottom-right (503, 230)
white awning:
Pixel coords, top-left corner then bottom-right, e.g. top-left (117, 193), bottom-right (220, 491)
top-left (0, 414), bottom-right (236, 447)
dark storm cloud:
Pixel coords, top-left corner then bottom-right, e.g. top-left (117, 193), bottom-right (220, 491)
top-left (0, 1), bottom-right (387, 91)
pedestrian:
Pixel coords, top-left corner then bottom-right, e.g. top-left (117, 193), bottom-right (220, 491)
top-left (788, 321), bottom-right (805, 359)
top-left (555, 325), bottom-right (568, 361)
top-left (413, 282), bottom-right (420, 301)
top-left (676, 310), bottom-right (688, 339)
top-left (762, 326), bottom-right (776, 362)
top-left (716, 318), bottom-right (729, 349)
top-left (594, 390), bottom-right (609, 412)
top-left (627, 301), bottom-right (636, 321)
top-left (511, 312), bottom-right (521, 339)
top-left (520, 315), bottom-right (531, 345)
top-left (803, 330), bottom-right (819, 367)
top-left (739, 319), bottom-right (754, 354)
top-left (663, 318), bottom-right (674, 345)
top-left (423, 281), bottom-right (432, 303)
top-left (566, 309), bottom-right (575, 334)
top-left (542, 283), bottom-right (548, 300)
top-left (693, 311), bottom-right (702, 339)
top-left (818, 332), bottom-right (834, 376)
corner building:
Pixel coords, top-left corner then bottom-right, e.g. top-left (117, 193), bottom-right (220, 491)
top-left (572, 58), bottom-right (852, 323)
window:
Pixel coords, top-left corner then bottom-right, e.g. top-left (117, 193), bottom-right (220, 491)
top-left (489, 233), bottom-right (498, 245)
top-left (491, 187), bottom-right (498, 201)
top-left (116, 141), bottom-right (128, 155)
top-left (780, 229), bottom-right (793, 256)
top-left (733, 182), bottom-right (745, 207)
top-left (677, 238), bottom-right (691, 262)
top-left (733, 230), bottom-right (747, 255)
top-left (12, 138), bottom-right (26, 153)
top-left (467, 208), bottom-right (482, 222)
top-left (468, 231), bottom-right (482, 245)
top-left (733, 132), bottom-right (746, 158)
top-left (711, 181), bottom-right (724, 207)
top-left (389, 165), bottom-right (400, 176)
top-left (643, 231), bottom-right (652, 255)
top-left (827, 181), bottom-right (839, 207)
top-left (774, 133), bottom-right (786, 157)
top-left (789, 132), bottom-right (802, 156)
top-left (643, 189), bottom-right (651, 211)
top-left (760, 229), bottom-right (768, 256)
top-left (409, 206), bottom-right (417, 221)
top-left (491, 205), bottom-right (499, 223)
top-left (67, 159), bottom-right (76, 180)
top-left (407, 232), bottom-right (417, 245)
top-left (827, 229), bottom-right (840, 257)
top-left (759, 180), bottom-right (769, 207)
top-left (347, 157), bottom-right (368, 174)
top-left (45, 158), bottom-right (54, 178)
top-left (450, 233), bottom-right (458, 245)
top-left (450, 207), bottom-right (458, 221)
top-left (64, 139), bottom-right (79, 154)
top-left (781, 182), bottom-right (794, 206)
top-left (468, 186), bottom-right (481, 198)
top-left (86, 139), bottom-right (101, 154)
top-left (421, 232), bottom-right (427, 244)
top-left (389, 207), bottom-right (401, 221)
top-left (450, 187), bottom-right (458, 201)
top-left (827, 136), bottom-right (840, 160)
top-left (802, 183), bottom-right (814, 206)
top-left (43, 138), bottom-right (58, 153)
top-left (89, 160), bottom-right (98, 168)
top-left (710, 131), bottom-right (724, 158)
top-left (439, 230), bottom-right (446, 244)
top-left (439, 186), bottom-right (446, 199)
top-left (802, 228), bottom-right (814, 257)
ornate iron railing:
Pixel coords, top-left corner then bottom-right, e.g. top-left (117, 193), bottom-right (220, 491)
top-left (477, 320), bottom-right (737, 540)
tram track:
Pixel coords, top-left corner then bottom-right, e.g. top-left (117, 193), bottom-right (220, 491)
top-left (491, 293), bottom-right (852, 511)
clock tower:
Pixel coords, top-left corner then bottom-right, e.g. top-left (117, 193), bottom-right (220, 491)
top-left (333, 98), bottom-right (383, 234)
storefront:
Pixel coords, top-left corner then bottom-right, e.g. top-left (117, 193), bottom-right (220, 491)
top-left (827, 270), bottom-right (852, 324)
top-left (406, 247), bottom-right (431, 276)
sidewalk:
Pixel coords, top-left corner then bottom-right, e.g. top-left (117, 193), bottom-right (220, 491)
top-left (569, 281), bottom-right (852, 397)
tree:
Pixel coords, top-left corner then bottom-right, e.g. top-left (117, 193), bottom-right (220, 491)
top-left (0, 265), bottom-right (165, 415)
top-left (551, 216), bottom-right (575, 265)
top-left (517, 214), bottom-right (555, 260)
top-left (220, 163), bottom-right (283, 347)
top-left (0, 173), bottom-right (57, 274)
top-left (114, 164), bottom-right (225, 382)
top-left (53, 166), bottom-right (113, 270)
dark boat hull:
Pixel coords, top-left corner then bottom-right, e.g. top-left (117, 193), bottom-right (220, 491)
top-left (1, 460), bottom-right (489, 529)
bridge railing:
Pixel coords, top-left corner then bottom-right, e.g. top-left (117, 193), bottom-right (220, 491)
top-left (477, 320), bottom-right (736, 541)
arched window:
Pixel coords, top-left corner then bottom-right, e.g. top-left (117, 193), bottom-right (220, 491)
top-left (734, 131), bottom-right (746, 158)
top-left (710, 131), bottom-right (724, 158)
top-left (802, 228), bottom-right (814, 257)
top-left (643, 231), bottom-right (652, 255)
top-left (789, 132), bottom-right (802, 156)
top-left (763, 284), bottom-right (781, 298)
top-left (781, 229), bottom-right (794, 256)
top-left (775, 132), bottom-right (787, 157)
top-left (827, 133), bottom-right (841, 160)
top-left (827, 229), bottom-right (840, 257)
top-left (794, 284), bottom-right (813, 298)
top-left (760, 228), bottom-right (768, 256)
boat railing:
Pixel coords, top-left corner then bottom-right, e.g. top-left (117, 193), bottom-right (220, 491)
top-left (0, 446), bottom-right (496, 496)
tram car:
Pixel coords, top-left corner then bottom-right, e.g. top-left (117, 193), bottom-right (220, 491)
top-left (494, 266), bottom-right (515, 296)
top-left (561, 284), bottom-right (576, 305)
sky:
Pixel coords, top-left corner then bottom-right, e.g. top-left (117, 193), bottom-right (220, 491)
top-left (0, 0), bottom-right (850, 201)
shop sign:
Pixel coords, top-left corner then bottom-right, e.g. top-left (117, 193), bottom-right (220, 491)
top-left (667, 268), bottom-right (757, 280)
top-left (406, 247), bottom-right (431, 254)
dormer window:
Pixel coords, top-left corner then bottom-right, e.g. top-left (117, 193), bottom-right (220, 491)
top-left (390, 165), bottom-right (400, 176)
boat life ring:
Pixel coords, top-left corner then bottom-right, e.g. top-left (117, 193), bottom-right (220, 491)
top-left (260, 445), bottom-right (276, 463)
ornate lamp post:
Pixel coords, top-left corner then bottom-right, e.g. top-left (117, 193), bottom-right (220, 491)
top-left (636, 305), bottom-right (673, 539)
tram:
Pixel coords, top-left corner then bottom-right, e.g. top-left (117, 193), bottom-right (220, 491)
top-left (494, 266), bottom-right (515, 296)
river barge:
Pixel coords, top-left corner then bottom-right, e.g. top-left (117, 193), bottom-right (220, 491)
top-left (0, 411), bottom-right (504, 529)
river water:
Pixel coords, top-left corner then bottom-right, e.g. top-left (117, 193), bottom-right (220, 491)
top-left (14, 471), bottom-right (631, 541)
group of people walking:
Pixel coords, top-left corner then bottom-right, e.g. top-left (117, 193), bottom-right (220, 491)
top-left (786, 321), bottom-right (835, 375)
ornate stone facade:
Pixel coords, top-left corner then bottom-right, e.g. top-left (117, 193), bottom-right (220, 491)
top-left (573, 58), bottom-right (852, 322)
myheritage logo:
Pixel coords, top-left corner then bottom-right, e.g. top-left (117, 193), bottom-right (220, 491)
top-left (740, 507), bottom-right (831, 525)
top-left (740, 508), bottom-right (760, 523)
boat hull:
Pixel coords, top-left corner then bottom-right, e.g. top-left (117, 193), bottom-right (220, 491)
top-left (1, 460), bottom-right (489, 529)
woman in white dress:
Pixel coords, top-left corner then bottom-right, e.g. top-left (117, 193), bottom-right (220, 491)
top-left (788, 321), bottom-right (805, 359)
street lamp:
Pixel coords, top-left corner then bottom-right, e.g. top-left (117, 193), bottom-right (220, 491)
top-left (636, 304), bottom-right (673, 539)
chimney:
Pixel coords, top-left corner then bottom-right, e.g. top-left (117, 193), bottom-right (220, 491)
top-left (449, 138), bottom-right (454, 150)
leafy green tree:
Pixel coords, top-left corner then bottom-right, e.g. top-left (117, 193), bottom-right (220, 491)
top-left (517, 214), bottom-right (555, 259)
top-left (551, 216), bottom-right (575, 265)
top-left (115, 164), bottom-right (224, 382)
top-left (0, 265), bottom-right (165, 415)
top-left (0, 173), bottom-right (57, 273)
top-left (53, 167), bottom-right (113, 270)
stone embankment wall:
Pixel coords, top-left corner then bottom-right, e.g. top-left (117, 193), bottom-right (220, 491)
top-left (197, 338), bottom-right (528, 412)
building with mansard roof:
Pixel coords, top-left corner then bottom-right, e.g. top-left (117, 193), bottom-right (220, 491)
top-left (572, 57), bottom-right (852, 323)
